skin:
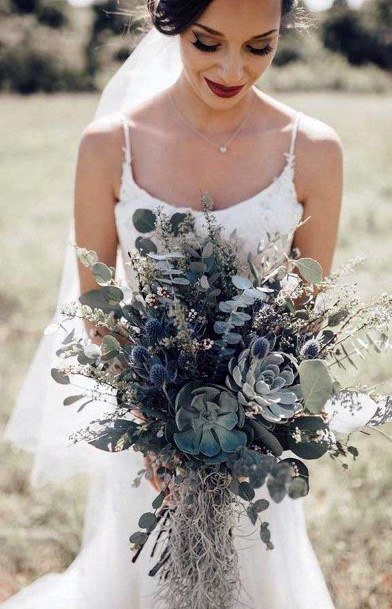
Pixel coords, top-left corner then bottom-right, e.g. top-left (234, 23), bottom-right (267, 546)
top-left (74, 0), bottom-right (343, 491)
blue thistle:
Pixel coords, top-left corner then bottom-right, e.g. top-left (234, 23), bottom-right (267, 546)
top-left (166, 359), bottom-right (177, 382)
top-left (149, 364), bottom-right (170, 387)
top-left (131, 345), bottom-right (149, 365)
top-left (300, 339), bottom-right (320, 359)
top-left (144, 318), bottom-right (166, 343)
top-left (252, 336), bottom-right (270, 358)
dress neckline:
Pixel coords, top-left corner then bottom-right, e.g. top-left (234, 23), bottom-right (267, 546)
top-left (116, 111), bottom-right (304, 216)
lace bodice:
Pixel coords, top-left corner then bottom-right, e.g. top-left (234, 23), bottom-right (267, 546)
top-left (114, 111), bottom-right (304, 284)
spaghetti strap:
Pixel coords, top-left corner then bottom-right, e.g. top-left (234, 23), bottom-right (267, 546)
top-left (288, 112), bottom-right (302, 158)
top-left (120, 113), bottom-right (132, 164)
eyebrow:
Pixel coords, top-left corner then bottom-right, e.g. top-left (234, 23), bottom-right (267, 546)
top-left (193, 23), bottom-right (278, 40)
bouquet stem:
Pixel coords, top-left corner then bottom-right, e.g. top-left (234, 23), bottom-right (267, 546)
top-left (156, 468), bottom-right (240, 609)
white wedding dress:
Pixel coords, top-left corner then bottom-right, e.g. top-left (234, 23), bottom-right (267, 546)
top-left (2, 109), bottom-right (336, 609)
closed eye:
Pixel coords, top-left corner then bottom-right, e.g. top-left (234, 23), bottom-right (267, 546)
top-left (191, 34), bottom-right (274, 57)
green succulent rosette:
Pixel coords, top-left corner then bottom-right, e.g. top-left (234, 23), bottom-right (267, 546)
top-left (173, 381), bottom-right (247, 464)
top-left (226, 347), bottom-right (303, 424)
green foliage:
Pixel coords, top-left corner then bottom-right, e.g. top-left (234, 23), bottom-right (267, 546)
top-left (37, 1), bottom-right (68, 29)
top-left (321, 0), bottom-right (392, 70)
top-left (299, 359), bottom-right (334, 414)
top-left (9, 0), bottom-right (39, 13)
top-left (132, 208), bottom-right (157, 234)
top-left (295, 257), bottom-right (323, 284)
top-left (288, 416), bottom-right (331, 460)
top-left (86, 0), bottom-right (142, 77)
top-left (0, 43), bottom-right (92, 94)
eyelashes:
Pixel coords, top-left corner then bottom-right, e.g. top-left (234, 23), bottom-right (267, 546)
top-left (191, 34), bottom-right (274, 57)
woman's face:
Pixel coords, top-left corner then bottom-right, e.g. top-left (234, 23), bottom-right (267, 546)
top-left (179, 0), bottom-right (282, 108)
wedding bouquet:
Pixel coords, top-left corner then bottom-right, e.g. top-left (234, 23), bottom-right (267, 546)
top-left (50, 195), bottom-right (392, 609)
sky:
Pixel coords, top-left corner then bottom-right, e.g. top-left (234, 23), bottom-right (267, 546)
top-left (68, 0), bottom-right (367, 11)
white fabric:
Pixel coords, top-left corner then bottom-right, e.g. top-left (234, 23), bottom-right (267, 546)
top-left (2, 25), bottom-right (335, 609)
top-left (3, 26), bottom-right (182, 487)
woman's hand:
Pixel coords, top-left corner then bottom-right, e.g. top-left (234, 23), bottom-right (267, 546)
top-left (144, 454), bottom-right (165, 493)
top-left (143, 455), bottom-right (176, 508)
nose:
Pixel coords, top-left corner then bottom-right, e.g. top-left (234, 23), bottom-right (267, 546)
top-left (216, 50), bottom-right (245, 85)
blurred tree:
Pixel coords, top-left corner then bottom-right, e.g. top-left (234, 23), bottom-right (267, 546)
top-left (36, 0), bottom-right (69, 28)
top-left (85, 0), bottom-right (143, 78)
top-left (0, 1), bottom-right (95, 92)
top-left (322, 0), bottom-right (392, 70)
top-left (9, 0), bottom-right (40, 13)
top-left (274, 29), bottom-right (306, 67)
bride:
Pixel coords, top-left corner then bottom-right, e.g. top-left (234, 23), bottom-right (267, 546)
top-left (3, 0), bottom-right (343, 607)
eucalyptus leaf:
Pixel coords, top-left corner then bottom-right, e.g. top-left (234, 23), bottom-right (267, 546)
top-left (135, 236), bottom-right (157, 256)
top-left (101, 335), bottom-right (120, 359)
top-left (190, 261), bottom-right (206, 273)
top-left (202, 242), bottom-right (214, 258)
top-left (152, 491), bottom-right (166, 510)
top-left (63, 394), bottom-right (84, 406)
top-left (148, 252), bottom-right (183, 260)
top-left (253, 498), bottom-right (269, 512)
top-left (184, 245), bottom-right (201, 258)
top-left (230, 313), bottom-right (247, 327)
top-left (219, 300), bottom-right (237, 313)
top-left (225, 332), bottom-right (242, 345)
top-left (288, 476), bottom-right (308, 499)
top-left (288, 416), bottom-right (330, 459)
top-left (92, 262), bottom-right (112, 286)
top-left (170, 212), bottom-right (188, 236)
top-left (78, 248), bottom-right (98, 268)
top-left (200, 275), bottom-right (210, 290)
top-left (102, 286), bottom-right (124, 305)
top-left (84, 343), bottom-right (101, 360)
top-left (214, 321), bottom-right (230, 334)
top-left (232, 275), bottom-right (253, 290)
top-left (207, 288), bottom-right (221, 299)
top-left (239, 481), bottom-right (255, 501)
top-left (295, 258), bottom-right (323, 284)
top-left (44, 323), bottom-right (61, 336)
top-left (51, 368), bottom-right (70, 385)
top-left (260, 522), bottom-right (271, 544)
top-left (267, 477), bottom-right (286, 503)
top-left (79, 289), bottom-right (121, 316)
top-left (132, 208), bottom-right (157, 233)
top-left (299, 359), bottom-right (333, 413)
top-left (129, 531), bottom-right (148, 545)
top-left (172, 277), bottom-right (190, 285)
top-left (138, 512), bottom-right (157, 531)
top-left (247, 505), bottom-right (258, 525)
top-left (62, 329), bottom-right (76, 345)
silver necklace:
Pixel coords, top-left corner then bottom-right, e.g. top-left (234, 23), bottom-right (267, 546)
top-left (168, 90), bottom-right (256, 154)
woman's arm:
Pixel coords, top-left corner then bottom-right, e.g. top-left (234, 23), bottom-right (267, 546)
top-left (292, 117), bottom-right (344, 279)
top-left (74, 116), bottom-right (121, 344)
top-left (74, 116), bottom-right (165, 493)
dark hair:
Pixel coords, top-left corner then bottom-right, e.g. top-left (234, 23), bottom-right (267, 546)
top-left (146, 0), bottom-right (308, 36)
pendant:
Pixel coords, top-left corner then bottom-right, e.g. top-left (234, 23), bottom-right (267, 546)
top-left (219, 145), bottom-right (228, 154)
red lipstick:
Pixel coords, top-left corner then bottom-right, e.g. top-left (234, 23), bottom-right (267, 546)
top-left (205, 77), bottom-right (244, 98)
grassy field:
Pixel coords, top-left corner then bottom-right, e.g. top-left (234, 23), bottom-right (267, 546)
top-left (0, 92), bottom-right (391, 607)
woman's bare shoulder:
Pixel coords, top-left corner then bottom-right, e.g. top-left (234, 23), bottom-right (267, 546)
top-left (255, 91), bottom-right (343, 206)
top-left (255, 89), bottom-right (342, 148)
top-left (78, 111), bottom-right (126, 161)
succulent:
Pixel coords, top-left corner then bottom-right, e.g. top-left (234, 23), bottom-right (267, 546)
top-left (173, 381), bottom-right (247, 463)
top-left (225, 341), bottom-right (303, 424)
